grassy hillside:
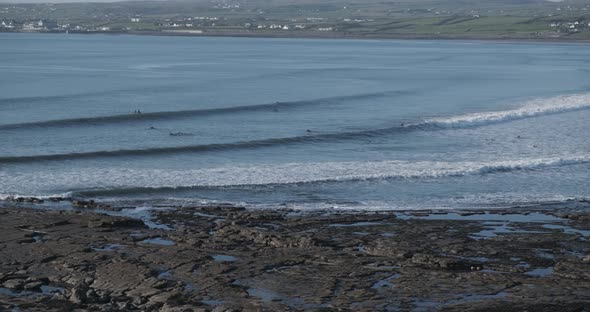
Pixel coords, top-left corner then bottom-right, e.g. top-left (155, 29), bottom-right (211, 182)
top-left (1, 0), bottom-right (589, 40)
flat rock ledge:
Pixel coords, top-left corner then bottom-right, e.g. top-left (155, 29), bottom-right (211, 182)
top-left (0, 206), bottom-right (589, 311)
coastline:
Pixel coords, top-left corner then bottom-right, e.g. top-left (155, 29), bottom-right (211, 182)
top-left (2, 29), bottom-right (590, 45)
top-left (1, 203), bottom-right (589, 311)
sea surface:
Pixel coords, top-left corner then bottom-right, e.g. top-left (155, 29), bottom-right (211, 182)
top-left (1, 33), bottom-right (589, 210)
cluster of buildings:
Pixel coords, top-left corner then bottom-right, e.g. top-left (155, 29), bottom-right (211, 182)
top-left (0, 20), bottom-right (15, 30)
top-left (251, 17), bottom-right (340, 31)
top-left (1, 19), bottom-right (58, 32)
top-left (254, 23), bottom-right (306, 30)
top-left (155, 15), bottom-right (334, 32)
top-left (0, 19), bottom-right (120, 33)
top-left (212, 0), bottom-right (241, 10)
top-left (158, 16), bottom-right (220, 28)
top-left (549, 21), bottom-right (590, 33)
top-left (343, 18), bottom-right (374, 23)
top-left (0, 16), bottom-right (337, 33)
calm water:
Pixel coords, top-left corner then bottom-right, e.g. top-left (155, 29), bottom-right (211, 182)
top-left (1, 33), bottom-right (589, 210)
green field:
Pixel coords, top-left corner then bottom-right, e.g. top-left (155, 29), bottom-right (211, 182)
top-left (1, 0), bottom-right (589, 40)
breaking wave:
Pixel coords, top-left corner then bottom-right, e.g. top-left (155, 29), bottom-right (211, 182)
top-left (3, 91), bottom-right (588, 132)
top-left (0, 192), bottom-right (73, 201)
top-left (1, 93), bottom-right (589, 164)
top-left (1, 155), bottom-right (588, 198)
top-left (425, 93), bottom-right (590, 128)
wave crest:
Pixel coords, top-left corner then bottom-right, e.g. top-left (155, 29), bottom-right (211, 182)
top-left (1, 156), bottom-right (588, 198)
top-left (0, 91), bottom-right (405, 130)
top-left (425, 93), bottom-right (590, 128)
top-left (2, 93), bottom-right (589, 164)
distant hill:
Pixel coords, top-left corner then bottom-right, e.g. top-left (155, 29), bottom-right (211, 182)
top-left (0, 0), bottom-right (588, 40)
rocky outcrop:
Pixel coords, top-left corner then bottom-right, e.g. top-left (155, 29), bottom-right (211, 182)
top-left (1, 206), bottom-right (590, 311)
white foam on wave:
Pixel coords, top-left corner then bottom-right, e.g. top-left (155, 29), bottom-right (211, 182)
top-left (424, 93), bottom-right (590, 128)
top-left (1, 155), bottom-right (589, 196)
top-left (0, 192), bottom-right (73, 201)
top-left (268, 193), bottom-right (590, 211)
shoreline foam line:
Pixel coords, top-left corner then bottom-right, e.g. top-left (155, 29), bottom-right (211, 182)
top-left (1, 155), bottom-right (589, 196)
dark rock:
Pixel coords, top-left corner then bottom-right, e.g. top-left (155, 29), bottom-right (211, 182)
top-left (88, 218), bottom-right (145, 228)
top-left (23, 281), bottom-right (44, 291)
top-left (69, 285), bottom-right (89, 304)
top-left (49, 196), bottom-right (69, 202)
top-left (17, 238), bottom-right (36, 244)
top-left (3, 279), bottom-right (25, 290)
top-left (72, 199), bottom-right (96, 208)
top-left (411, 253), bottom-right (475, 270)
top-left (47, 220), bottom-right (70, 227)
top-left (40, 255), bottom-right (59, 263)
top-left (26, 276), bottom-right (49, 284)
top-left (1, 206), bottom-right (590, 311)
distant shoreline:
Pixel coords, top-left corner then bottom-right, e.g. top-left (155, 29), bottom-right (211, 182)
top-left (3, 29), bottom-right (590, 44)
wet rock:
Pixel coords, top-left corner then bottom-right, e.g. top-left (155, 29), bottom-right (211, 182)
top-left (115, 301), bottom-right (133, 310)
top-left (69, 285), bottom-right (89, 304)
top-left (85, 289), bottom-right (98, 301)
top-left (458, 211), bottom-right (485, 216)
top-left (411, 253), bottom-right (476, 270)
top-left (17, 238), bottom-right (36, 244)
top-left (40, 255), bottom-right (58, 263)
top-left (26, 276), bottom-right (49, 284)
top-left (153, 279), bottom-right (169, 289)
top-left (72, 199), bottom-right (96, 208)
top-left (49, 196), bottom-right (69, 202)
top-left (365, 238), bottom-right (414, 258)
top-left (1, 206), bottom-right (590, 311)
top-left (148, 291), bottom-right (181, 305)
top-left (10, 197), bottom-right (44, 203)
top-left (23, 281), bottom-right (44, 291)
top-left (87, 218), bottom-right (145, 228)
top-left (555, 261), bottom-right (590, 279)
top-left (46, 220), bottom-right (70, 227)
top-left (26, 197), bottom-right (44, 204)
top-left (3, 279), bottom-right (25, 290)
top-left (94, 290), bottom-right (112, 304)
top-left (212, 306), bottom-right (241, 312)
top-left (161, 303), bottom-right (206, 312)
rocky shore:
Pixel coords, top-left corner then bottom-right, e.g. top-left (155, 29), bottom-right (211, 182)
top-left (1, 203), bottom-right (590, 311)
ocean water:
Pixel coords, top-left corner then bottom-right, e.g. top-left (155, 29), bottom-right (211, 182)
top-left (1, 33), bottom-right (589, 210)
